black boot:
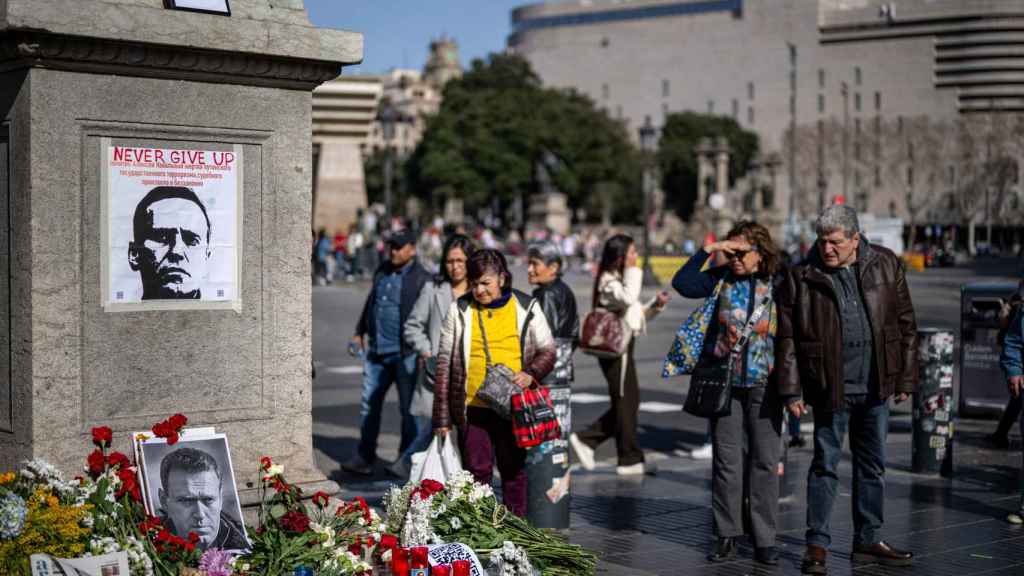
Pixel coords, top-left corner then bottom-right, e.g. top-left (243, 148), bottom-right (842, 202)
top-left (755, 546), bottom-right (780, 566)
top-left (707, 537), bottom-right (737, 562)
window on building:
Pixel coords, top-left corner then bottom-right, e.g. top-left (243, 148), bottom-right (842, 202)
top-left (600, 37), bottom-right (610, 48)
top-left (662, 102), bottom-right (669, 118)
top-left (708, 100), bottom-right (715, 114)
top-left (601, 83), bottom-right (609, 100)
top-left (616, 105), bottom-right (623, 118)
top-left (855, 118), bottom-right (861, 135)
top-left (818, 94), bottom-right (825, 114)
top-left (855, 169), bottom-right (862, 187)
top-left (874, 165), bottom-right (882, 187)
top-left (855, 66), bottom-right (862, 86)
top-left (854, 140), bottom-right (861, 162)
top-left (748, 82), bottom-right (755, 100)
top-left (855, 92), bottom-right (861, 112)
top-left (907, 165), bottom-right (914, 187)
top-left (897, 115), bottom-right (904, 133)
top-left (748, 106), bottom-right (755, 125)
top-left (662, 79), bottom-right (670, 98)
top-left (819, 68), bottom-right (826, 89)
top-left (790, 95), bottom-right (796, 115)
top-left (875, 91), bottom-right (881, 112)
top-left (732, 99), bottom-right (739, 118)
top-left (948, 165), bottom-right (955, 186)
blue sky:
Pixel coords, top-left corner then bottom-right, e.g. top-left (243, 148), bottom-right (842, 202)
top-left (305, 1), bottom-right (529, 74)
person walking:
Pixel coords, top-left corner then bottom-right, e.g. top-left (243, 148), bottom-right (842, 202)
top-left (777, 205), bottom-right (918, 575)
top-left (988, 280), bottom-right (1024, 449)
top-left (1001, 280), bottom-right (1024, 524)
top-left (672, 221), bottom-right (784, 566)
top-left (344, 229), bottom-right (432, 476)
top-left (570, 234), bottom-right (670, 475)
top-left (398, 235), bottom-right (475, 478)
top-left (432, 249), bottom-right (556, 517)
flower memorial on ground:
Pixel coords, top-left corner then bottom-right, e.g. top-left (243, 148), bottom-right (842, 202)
top-left (0, 414), bottom-right (598, 575)
top-left (385, 472), bottom-right (596, 576)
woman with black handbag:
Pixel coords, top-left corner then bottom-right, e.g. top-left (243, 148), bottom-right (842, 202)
top-left (432, 249), bottom-right (556, 517)
top-left (399, 234), bottom-right (474, 478)
top-left (570, 234), bottom-right (670, 476)
top-left (672, 221), bottom-right (783, 566)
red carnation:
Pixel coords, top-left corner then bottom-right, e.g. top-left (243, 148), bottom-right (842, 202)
top-left (91, 426), bottom-right (113, 448)
top-left (379, 534), bottom-right (398, 551)
top-left (260, 456), bottom-right (273, 471)
top-left (349, 536), bottom-right (363, 555)
top-left (312, 491), bottom-right (330, 509)
top-left (420, 479), bottom-right (444, 494)
top-left (279, 510), bottom-right (311, 534)
top-left (87, 449), bottom-right (106, 477)
top-left (106, 451), bottom-right (130, 470)
top-left (115, 466), bottom-right (142, 502)
top-left (152, 414), bottom-right (188, 445)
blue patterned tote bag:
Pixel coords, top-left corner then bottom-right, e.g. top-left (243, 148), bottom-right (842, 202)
top-left (662, 280), bottom-right (723, 378)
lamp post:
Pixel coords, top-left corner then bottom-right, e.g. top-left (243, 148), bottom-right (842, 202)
top-left (378, 98), bottom-right (399, 221)
top-left (638, 116), bottom-right (658, 286)
top-left (747, 155), bottom-right (762, 222)
top-left (763, 152), bottom-right (782, 215)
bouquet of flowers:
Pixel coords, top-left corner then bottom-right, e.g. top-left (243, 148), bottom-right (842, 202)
top-left (385, 472), bottom-right (597, 576)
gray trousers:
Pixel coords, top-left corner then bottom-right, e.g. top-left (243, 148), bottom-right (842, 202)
top-left (711, 385), bottom-right (783, 547)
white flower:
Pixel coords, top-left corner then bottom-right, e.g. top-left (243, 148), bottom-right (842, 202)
top-left (262, 464), bottom-right (284, 478)
top-left (449, 516), bottom-right (462, 530)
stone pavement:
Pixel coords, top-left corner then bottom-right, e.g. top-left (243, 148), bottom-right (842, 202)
top-left (313, 257), bottom-right (1024, 575)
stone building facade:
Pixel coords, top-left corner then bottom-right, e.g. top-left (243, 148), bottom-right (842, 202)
top-left (508, 0), bottom-right (1024, 240)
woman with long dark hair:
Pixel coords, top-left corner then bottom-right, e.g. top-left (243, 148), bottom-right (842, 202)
top-left (672, 221), bottom-right (783, 566)
top-left (396, 234), bottom-right (475, 478)
top-left (432, 249), bottom-right (556, 516)
top-left (570, 234), bottom-right (670, 475)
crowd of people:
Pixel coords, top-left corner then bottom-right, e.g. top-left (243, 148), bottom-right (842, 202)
top-left (330, 203), bottom-right (1024, 575)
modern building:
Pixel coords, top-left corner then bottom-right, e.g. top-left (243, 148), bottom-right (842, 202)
top-left (311, 75), bottom-right (382, 234)
top-left (311, 38), bottom-right (463, 233)
top-left (508, 0), bottom-right (1024, 243)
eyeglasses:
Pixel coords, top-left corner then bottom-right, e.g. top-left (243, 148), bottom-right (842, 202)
top-left (729, 248), bottom-right (757, 260)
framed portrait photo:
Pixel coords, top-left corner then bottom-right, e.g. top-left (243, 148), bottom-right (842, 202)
top-left (165, 0), bottom-right (231, 16)
top-left (137, 433), bottom-right (250, 552)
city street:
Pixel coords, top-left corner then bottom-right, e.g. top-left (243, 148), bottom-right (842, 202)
top-left (312, 257), bottom-right (1024, 575)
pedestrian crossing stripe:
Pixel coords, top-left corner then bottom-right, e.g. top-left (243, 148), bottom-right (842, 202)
top-left (325, 365), bottom-right (363, 375)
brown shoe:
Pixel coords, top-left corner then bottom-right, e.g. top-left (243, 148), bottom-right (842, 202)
top-left (801, 545), bottom-right (828, 575)
top-left (851, 541), bottom-right (913, 566)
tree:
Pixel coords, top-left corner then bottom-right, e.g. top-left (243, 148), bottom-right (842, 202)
top-left (405, 53), bottom-right (640, 225)
top-left (656, 112), bottom-right (760, 221)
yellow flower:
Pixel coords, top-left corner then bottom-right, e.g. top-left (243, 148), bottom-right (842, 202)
top-left (0, 472), bottom-right (15, 485)
top-left (0, 494), bottom-right (91, 575)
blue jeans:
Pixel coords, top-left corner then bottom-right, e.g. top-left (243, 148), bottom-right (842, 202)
top-left (357, 352), bottom-right (417, 463)
top-left (806, 394), bottom-right (888, 548)
top-left (399, 416), bottom-right (434, 465)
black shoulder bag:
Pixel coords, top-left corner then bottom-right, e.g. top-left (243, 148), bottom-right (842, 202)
top-left (683, 293), bottom-right (771, 418)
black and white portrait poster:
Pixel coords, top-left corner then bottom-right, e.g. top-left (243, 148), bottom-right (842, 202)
top-left (137, 433), bottom-right (250, 552)
top-left (102, 140), bottom-right (242, 312)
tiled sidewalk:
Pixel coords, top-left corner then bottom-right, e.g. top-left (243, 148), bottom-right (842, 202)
top-left (568, 414), bottom-right (1024, 575)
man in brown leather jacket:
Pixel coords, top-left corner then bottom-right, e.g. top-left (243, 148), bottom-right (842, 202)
top-left (776, 205), bottom-right (918, 575)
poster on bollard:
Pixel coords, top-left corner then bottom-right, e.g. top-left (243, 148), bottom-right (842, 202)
top-left (101, 140), bottom-right (243, 312)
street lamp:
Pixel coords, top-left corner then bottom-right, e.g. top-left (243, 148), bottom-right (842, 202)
top-left (747, 155), bottom-right (762, 222)
top-left (638, 116), bottom-right (659, 287)
top-left (377, 98), bottom-right (400, 221)
top-left (763, 152), bottom-right (782, 213)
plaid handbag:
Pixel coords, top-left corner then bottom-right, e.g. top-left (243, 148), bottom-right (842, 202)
top-left (662, 280), bottom-right (724, 377)
top-left (511, 387), bottom-right (562, 449)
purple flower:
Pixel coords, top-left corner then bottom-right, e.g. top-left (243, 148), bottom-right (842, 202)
top-left (198, 548), bottom-right (235, 576)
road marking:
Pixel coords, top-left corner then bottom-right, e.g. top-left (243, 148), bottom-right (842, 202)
top-left (325, 365), bottom-right (363, 375)
top-left (638, 401), bottom-right (682, 414)
top-left (571, 392), bottom-right (609, 404)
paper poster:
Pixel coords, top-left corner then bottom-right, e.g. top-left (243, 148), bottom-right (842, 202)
top-left (103, 142), bottom-right (242, 311)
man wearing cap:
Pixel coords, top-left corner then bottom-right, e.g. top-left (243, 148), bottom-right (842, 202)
top-left (345, 229), bottom-right (431, 476)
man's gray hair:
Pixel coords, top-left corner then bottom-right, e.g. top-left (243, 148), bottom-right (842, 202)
top-left (526, 241), bottom-right (564, 274)
top-left (815, 205), bottom-right (860, 238)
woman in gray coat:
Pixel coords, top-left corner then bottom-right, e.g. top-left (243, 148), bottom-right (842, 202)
top-left (394, 234), bottom-right (474, 477)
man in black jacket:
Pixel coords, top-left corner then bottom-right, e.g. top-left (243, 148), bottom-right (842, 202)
top-left (344, 229), bottom-right (431, 475)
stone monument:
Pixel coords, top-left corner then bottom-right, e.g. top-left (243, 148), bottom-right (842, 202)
top-left (0, 0), bottom-right (361, 502)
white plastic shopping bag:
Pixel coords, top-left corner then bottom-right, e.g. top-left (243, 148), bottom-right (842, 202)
top-left (411, 432), bottom-right (462, 483)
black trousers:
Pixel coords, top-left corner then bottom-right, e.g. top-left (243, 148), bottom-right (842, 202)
top-left (577, 342), bottom-right (643, 466)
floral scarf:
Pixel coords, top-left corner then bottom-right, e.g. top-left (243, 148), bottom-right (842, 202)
top-left (711, 276), bottom-right (777, 387)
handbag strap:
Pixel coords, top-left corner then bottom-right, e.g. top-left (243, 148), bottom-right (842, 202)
top-left (475, 305), bottom-right (494, 370)
top-left (728, 291), bottom-right (772, 359)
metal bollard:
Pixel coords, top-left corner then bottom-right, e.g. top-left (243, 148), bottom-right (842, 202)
top-left (912, 328), bottom-right (956, 476)
top-left (525, 382), bottom-right (571, 529)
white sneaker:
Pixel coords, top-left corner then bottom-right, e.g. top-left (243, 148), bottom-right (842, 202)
top-left (616, 462), bottom-right (657, 476)
top-left (1008, 512), bottom-right (1023, 525)
top-left (569, 433), bottom-right (596, 471)
top-left (690, 443), bottom-right (713, 460)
